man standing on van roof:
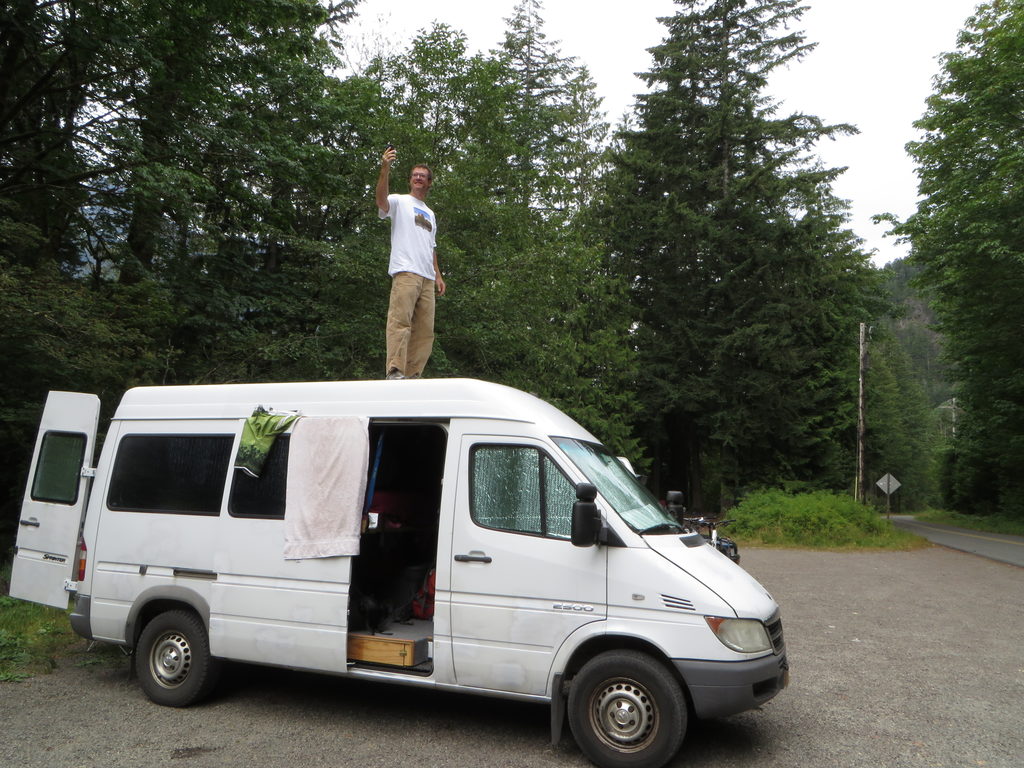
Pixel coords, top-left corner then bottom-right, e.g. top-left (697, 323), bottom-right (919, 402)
top-left (376, 146), bottom-right (446, 380)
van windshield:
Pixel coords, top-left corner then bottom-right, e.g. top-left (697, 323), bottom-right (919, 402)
top-left (554, 438), bottom-right (683, 534)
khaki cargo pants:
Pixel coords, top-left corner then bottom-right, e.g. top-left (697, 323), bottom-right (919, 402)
top-left (385, 271), bottom-right (436, 378)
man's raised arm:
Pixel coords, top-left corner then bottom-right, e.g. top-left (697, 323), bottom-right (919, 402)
top-left (376, 146), bottom-right (397, 213)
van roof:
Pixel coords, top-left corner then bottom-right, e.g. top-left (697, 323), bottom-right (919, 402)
top-left (114, 378), bottom-right (599, 441)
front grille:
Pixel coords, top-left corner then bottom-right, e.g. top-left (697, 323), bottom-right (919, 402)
top-left (766, 613), bottom-right (785, 654)
top-left (661, 594), bottom-right (695, 612)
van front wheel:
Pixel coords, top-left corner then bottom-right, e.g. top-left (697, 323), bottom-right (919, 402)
top-left (568, 650), bottom-right (687, 768)
top-left (135, 610), bottom-right (221, 707)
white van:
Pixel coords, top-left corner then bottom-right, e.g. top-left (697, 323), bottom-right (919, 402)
top-left (10, 379), bottom-right (787, 768)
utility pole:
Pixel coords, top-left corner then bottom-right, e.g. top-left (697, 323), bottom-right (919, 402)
top-left (856, 323), bottom-right (868, 503)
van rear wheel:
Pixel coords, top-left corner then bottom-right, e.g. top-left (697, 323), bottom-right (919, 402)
top-left (135, 609), bottom-right (221, 707)
top-left (568, 650), bottom-right (687, 768)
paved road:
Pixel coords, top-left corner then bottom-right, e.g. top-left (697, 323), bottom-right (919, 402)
top-left (891, 515), bottom-right (1024, 567)
top-left (2, 547), bottom-right (1022, 768)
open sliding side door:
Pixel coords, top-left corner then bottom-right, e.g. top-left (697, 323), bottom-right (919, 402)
top-left (10, 391), bottom-right (100, 608)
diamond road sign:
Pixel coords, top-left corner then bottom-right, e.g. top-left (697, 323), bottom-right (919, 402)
top-left (876, 473), bottom-right (901, 495)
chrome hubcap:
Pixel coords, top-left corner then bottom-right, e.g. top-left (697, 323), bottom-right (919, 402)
top-left (592, 680), bottom-right (655, 748)
top-left (150, 632), bottom-right (191, 688)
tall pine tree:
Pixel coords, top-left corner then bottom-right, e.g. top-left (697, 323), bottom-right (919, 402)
top-left (601, 0), bottom-right (880, 510)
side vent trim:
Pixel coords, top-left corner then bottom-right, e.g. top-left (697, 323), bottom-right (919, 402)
top-left (661, 594), bottom-right (695, 612)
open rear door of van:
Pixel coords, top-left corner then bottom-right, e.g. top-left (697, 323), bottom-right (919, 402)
top-left (10, 391), bottom-right (100, 608)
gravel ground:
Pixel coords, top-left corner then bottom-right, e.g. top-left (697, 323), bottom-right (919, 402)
top-left (2, 546), bottom-right (1021, 768)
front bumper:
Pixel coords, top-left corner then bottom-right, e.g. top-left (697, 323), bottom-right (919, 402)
top-left (673, 651), bottom-right (789, 719)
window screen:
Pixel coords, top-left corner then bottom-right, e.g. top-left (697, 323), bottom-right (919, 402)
top-left (543, 455), bottom-right (576, 538)
top-left (470, 445), bottom-right (574, 539)
top-left (229, 435), bottom-right (289, 519)
top-left (31, 431), bottom-right (87, 504)
top-left (107, 435), bottom-right (232, 515)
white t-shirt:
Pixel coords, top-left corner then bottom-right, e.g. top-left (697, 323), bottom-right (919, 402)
top-left (379, 193), bottom-right (437, 279)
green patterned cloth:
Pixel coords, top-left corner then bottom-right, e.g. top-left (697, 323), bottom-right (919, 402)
top-left (235, 406), bottom-right (300, 478)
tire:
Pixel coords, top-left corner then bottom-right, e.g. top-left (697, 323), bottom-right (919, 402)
top-left (135, 609), bottom-right (221, 707)
top-left (568, 650), bottom-right (687, 768)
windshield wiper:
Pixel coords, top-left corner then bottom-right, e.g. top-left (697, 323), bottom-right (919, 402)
top-left (638, 522), bottom-right (685, 535)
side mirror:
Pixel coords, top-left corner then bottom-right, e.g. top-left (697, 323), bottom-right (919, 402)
top-left (571, 482), bottom-right (601, 548)
top-left (666, 490), bottom-right (685, 516)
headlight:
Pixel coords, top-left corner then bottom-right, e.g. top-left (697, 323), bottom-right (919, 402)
top-left (705, 617), bottom-right (772, 653)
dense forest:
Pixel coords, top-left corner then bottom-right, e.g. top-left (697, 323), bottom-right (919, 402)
top-left (1, 0), bottom-right (1016, 544)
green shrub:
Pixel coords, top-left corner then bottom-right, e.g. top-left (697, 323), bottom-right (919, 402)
top-left (729, 489), bottom-right (923, 549)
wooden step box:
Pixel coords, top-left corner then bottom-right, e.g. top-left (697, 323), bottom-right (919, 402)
top-left (347, 632), bottom-right (429, 667)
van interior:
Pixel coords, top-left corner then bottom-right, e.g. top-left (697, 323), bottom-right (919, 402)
top-left (347, 422), bottom-right (447, 672)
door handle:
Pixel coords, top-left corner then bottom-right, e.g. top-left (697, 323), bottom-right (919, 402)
top-left (19, 518), bottom-right (41, 527)
top-left (454, 553), bottom-right (492, 564)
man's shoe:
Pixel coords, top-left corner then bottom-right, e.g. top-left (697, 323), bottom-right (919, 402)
top-left (386, 369), bottom-right (405, 380)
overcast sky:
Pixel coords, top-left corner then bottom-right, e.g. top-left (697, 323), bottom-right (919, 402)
top-left (348, 0), bottom-right (982, 267)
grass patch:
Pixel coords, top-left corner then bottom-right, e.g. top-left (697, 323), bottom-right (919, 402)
top-left (0, 595), bottom-right (80, 681)
top-left (1, 557), bottom-right (127, 680)
top-left (728, 489), bottom-right (926, 550)
top-left (914, 509), bottom-right (1024, 537)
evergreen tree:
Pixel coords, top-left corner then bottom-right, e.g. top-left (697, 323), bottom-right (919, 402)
top-left (900, 0), bottom-right (1024, 518)
top-left (601, 0), bottom-right (881, 510)
top-left (498, 0), bottom-right (608, 213)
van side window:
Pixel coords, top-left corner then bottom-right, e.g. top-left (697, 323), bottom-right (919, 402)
top-left (107, 435), bottom-right (232, 515)
top-left (470, 445), bottom-right (575, 539)
top-left (229, 436), bottom-right (289, 519)
top-left (30, 431), bottom-right (87, 504)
